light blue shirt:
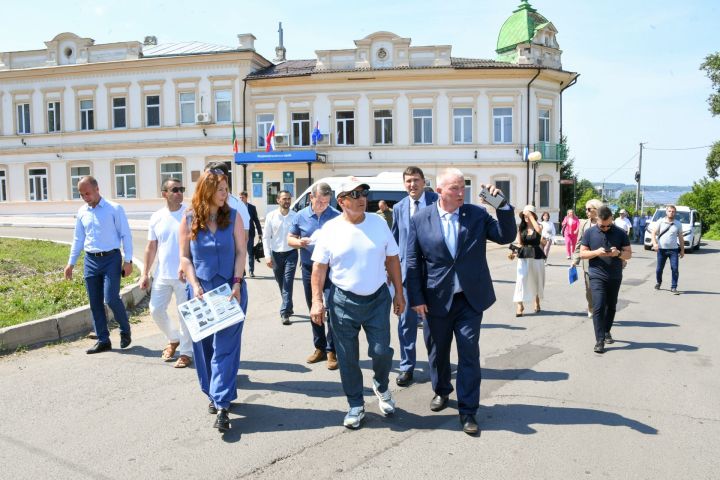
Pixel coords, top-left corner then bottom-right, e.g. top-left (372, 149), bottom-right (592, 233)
top-left (69, 197), bottom-right (133, 265)
top-left (437, 203), bottom-right (462, 295)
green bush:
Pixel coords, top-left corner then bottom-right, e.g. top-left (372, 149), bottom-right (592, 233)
top-left (678, 178), bottom-right (720, 235)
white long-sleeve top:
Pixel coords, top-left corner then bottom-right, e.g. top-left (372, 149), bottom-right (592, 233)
top-left (263, 208), bottom-right (297, 257)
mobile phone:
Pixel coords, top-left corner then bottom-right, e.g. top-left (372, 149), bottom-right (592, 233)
top-left (479, 187), bottom-right (507, 209)
top-left (604, 248), bottom-right (612, 253)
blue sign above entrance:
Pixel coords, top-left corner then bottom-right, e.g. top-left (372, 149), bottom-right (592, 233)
top-left (234, 151), bottom-right (318, 164)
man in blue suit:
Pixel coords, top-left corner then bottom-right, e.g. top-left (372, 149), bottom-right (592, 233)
top-left (392, 166), bottom-right (438, 387)
top-left (406, 168), bottom-right (515, 435)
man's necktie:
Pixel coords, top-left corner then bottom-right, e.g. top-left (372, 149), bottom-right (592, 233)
top-left (413, 200), bottom-right (419, 217)
top-left (444, 212), bottom-right (457, 257)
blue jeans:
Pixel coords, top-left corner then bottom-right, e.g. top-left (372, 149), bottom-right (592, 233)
top-left (656, 248), bottom-right (679, 289)
top-left (301, 263), bottom-right (334, 352)
top-left (271, 249), bottom-right (298, 316)
top-left (589, 275), bottom-right (622, 343)
top-left (83, 250), bottom-right (130, 344)
top-left (328, 284), bottom-right (393, 408)
top-left (397, 284), bottom-right (419, 373)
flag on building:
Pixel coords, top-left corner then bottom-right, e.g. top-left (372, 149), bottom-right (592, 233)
top-left (232, 123), bottom-right (239, 153)
top-left (311, 120), bottom-right (323, 146)
top-left (265, 123), bottom-right (276, 152)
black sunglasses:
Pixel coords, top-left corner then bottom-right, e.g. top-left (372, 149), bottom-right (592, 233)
top-left (342, 189), bottom-right (369, 199)
top-left (598, 223), bottom-right (612, 230)
top-left (166, 186), bottom-right (185, 193)
top-left (208, 168), bottom-right (226, 176)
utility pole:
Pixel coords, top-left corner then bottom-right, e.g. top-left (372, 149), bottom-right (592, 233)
top-left (634, 142), bottom-right (645, 214)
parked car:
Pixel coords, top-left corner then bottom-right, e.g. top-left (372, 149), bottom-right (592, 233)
top-left (643, 206), bottom-right (702, 251)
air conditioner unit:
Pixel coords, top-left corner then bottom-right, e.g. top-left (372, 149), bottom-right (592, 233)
top-left (195, 112), bottom-right (211, 124)
top-left (273, 134), bottom-right (288, 146)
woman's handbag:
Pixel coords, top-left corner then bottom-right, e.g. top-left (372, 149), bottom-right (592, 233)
top-left (253, 241), bottom-right (265, 262)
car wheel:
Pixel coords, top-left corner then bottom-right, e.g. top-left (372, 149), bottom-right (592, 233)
top-left (694, 239), bottom-right (701, 251)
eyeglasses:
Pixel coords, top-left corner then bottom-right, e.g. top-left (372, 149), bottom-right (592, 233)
top-left (166, 186), bottom-right (185, 193)
top-left (208, 168), bottom-right (225, 176)
top-left (586, 207), bottom-right (596, 212)
top-left (341, 189), bottom-right (370, 199)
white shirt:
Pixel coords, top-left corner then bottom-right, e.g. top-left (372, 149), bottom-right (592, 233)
top-left (147, 204), bottom-right (186, 280)
top-left (614, 216), bottom-right (632, 234)
top-left (409, 193), bottom-right (428, 217)
top-left (540, 220), bottom-right (556, 239)
top-left (656, 218), bottom-right (682, 249)
top-left (263, 209), bottom-right (297, 256)
top-left (227, 194), bottom-right (250, 231)
top-left (312, 214), bottom-right (399, 296)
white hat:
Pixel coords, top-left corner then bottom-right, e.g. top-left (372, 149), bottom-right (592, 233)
top-left (337, 177), bottom-right (370, 198)
top-left (619, 209), bottom-right (627, 214)
top-left (522, 204), bottom-right (536, 214)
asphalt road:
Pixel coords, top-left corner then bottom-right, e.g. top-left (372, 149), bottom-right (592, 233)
top-left (1, 226), bottom-right (719, 479)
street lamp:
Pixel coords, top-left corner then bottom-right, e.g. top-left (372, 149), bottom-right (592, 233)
top-left (528, 151), bottom-right (542, 206)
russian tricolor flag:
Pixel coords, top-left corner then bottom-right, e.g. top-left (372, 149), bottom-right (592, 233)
top-left (265, 123), bottom-right (276, 152)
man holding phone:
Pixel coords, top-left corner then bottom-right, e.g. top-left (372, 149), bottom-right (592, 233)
top-left (579, 206), bottom-right (632, 354)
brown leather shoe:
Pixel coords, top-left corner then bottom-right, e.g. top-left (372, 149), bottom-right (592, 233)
top-left (307, 348), bottom-right (327, 364)
top-left (174, 355), bottom-right (192, 368)
top-left (326, 352), bottom-right (338, 370)
top-left (161, 341), bottom-right (180, 361)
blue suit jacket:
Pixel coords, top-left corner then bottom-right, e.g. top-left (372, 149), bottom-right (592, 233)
top-left (392, 191), bottom-right (439, 281)
top-left (406, 203), bottom-right (516, 316)
top-left (247, 202), bottom-right (262, 238)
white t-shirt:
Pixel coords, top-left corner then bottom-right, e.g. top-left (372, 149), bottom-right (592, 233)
top-left (312, 213), bottom-right (399, 296)
top-left (148, 204), bottom-right (186, 280)
top-left (540, 220), bottom-right (556, 239)
top-left (227, 194), bottom-right (250, 231)
top-left (614, 216), bottom-right (632, 233)
top-left (656, 218), bottom-right (682, 249)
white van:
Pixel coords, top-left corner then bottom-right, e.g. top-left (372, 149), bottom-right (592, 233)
top-left (643, 206), bottom-right (702, 251)
top-left (291, 172), bottom-right (410, 213)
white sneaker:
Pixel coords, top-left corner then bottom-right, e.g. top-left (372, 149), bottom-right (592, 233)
top-left (343, 406), bottom-right (365, 429)
top-left (373, 384), bottom-right (396, 415)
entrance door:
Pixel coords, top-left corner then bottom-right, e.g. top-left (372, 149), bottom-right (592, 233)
top-left (266, 181), bottom-right (280, 213)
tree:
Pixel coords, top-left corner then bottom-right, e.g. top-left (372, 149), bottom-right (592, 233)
top-left (700, 52), bottom-right (720, 116)
top-left (558, 135), bottom-right (576, 214)
top-left (706, 140), bottom-right (720, 179)
top-left (678, 178), bottom-right (720, 238)
top-left (575, 181), bottom-right (600, 219)
top-left (616, 190), bottom-right (637, 214)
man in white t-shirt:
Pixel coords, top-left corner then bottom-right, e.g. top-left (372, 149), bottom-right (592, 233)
top-left (651, 204), bottom-right (685, 294)
top-left (614, 209), bottom-right (632, 236)
top-left (311, 179), bottom-right (405, 430)
top-left (263, 190), bottom-right (298, 325)
top-left (140, 178), bottom-right (193, 368)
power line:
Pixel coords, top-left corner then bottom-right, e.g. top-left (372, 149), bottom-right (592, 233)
top-left (644, 145), bottom-right (713, 151)
top-left (602, 152), bottom-right (639, 182)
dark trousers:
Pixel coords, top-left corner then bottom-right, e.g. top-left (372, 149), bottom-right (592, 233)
top-left (589, 275), bottom-right (622, 343)
top-left (83, 250), bottom-right (130, 344)
top-left (301, 263), bottom-right (334, 352)
top-left (424, 292), bottom-right (482, 415)
top-left (271, 249), bottom-right (298, 316)
top-left (397, 284), bottom-right (419, 373)
top-left (246, 234), bottom-right (256, 275)
top-left (656, 248), bottom-right (679, 289)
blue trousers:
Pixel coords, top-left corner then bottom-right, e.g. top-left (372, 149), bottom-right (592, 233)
top-left (656, 248), bottom-right (679, 289)
top-left (424, 292), bottom-right (482, 415)
top-left (329, 284), bottom-right (393, 408)
top-left (246, 234), bottom-right (256, 275)
top-left (301, 263), bottom-right (334, 352)
top-left (397, 284), bottom-right (419, 373)
top-left (191, 276), bottom-right (248, 410)
top-left (83, 250), bottom-right (130, 344)
top-left (271, 250), bottom-right (298, 316)
top-left (589, 275), bottom-right (622, 343)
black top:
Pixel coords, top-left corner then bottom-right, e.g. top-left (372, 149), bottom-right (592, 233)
top-left (580, 224), bottom-right (630, 279)
top-left (518, 230), bottom-right (545, 260)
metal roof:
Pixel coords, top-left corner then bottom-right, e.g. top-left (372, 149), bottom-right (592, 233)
top-left (142, 42), bottom-right (241, 58)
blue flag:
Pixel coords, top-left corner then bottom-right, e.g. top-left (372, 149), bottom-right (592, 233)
top-left (311, 120), bottom-right (323, 146)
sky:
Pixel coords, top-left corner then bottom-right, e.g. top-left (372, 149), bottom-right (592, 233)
top-left (2, 0), bottom-right (719, 186)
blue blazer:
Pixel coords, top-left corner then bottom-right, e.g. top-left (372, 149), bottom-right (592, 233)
top-left (406, 203), bottom-right (516, 317)
top-left (247, 202), bottom-right (262, 238)
top-left (392, 190), bottom-right (439, 281)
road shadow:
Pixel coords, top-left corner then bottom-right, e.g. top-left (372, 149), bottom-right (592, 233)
top-left (241, 360), bottom-right (312, 373)
top-left (606, 340), bottom-right (698, 353)
top-left (116, 345), bottom-right (163, 358)
top-left (483, 368), bottom-right (569, 382)
top-left (691, 245), bottom-right (719, 255)
top-left (527, 309), bottom-right (588, 318)
top-left (492, 279), bottom-right (516, 285)
top-left (481, 323), bottom-right (527, 330)
top-left (672, 290), bottom-right (720, 296)
top-left (237, 375), bottom-right (344, 399)
top-left (614, 320), bottom-right (679, 328)
top-left (481, 403), bottom-right (658, 435)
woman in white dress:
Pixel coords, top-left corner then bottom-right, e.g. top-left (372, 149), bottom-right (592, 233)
top-left (509, 205), bottom-right (546, 316)
top-left (539, 211), bottom-right (555, 264)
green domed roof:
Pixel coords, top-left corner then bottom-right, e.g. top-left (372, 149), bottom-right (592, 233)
top-left (496, 0), bottom-right (551, 55)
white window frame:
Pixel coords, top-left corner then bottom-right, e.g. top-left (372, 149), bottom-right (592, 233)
top-left (464, 178), bottom-right (473, 201)
top-left (335, 110), bottom-right (355, 146)
top-left (28, 168), bottom-right (48, 201)
top-left (70, 166), bottom-right (91, 199)
top-left (0, 169), bottom-right (7, 202)
top-left (493, 107), bottom-right (513, 144)
top-left (453, 107), bottom-right (473, 144)
top-left (214, 90), bottom-right (232, 124)
top-left (374, 109), bottom-right (393, 145)
top-left (291, 112), bottom-right (310, 147)
top-left (145, 94), bottom-right (161, 127)
top-left (160, 162), bottom-right (183, 186)
top-left (179, 92), bottom-right (196, 125)
top-left (412, 108), bottom-right (433, 144)
top-left (112, 97), bottom-right (127, 129)
top-left (47, 101), bottom-right (61, 133)
top-left (80, 99), bottom-right (94, 131)
top-left (17, 103), bottom-right (31, 134)
top-left (114, 164), bottom-right (137, 199)
top-left (256, 113), bottom-right (274, 149)
top-left (538, 109), bottom-right (550, 143)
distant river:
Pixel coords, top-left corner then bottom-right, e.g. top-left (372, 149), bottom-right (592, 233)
top-left (643, 189), bottom-right (691, 206)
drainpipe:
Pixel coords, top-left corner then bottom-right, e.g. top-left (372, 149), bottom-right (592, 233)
top-left (242, 77), bottom-right (248, 192)
top-left (559, 73), bottom-right (579, 142)
top-left (526, 69), bottom-right (541, 205)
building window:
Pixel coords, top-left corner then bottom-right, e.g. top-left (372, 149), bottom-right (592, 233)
top-left (47, 102), bottom-right (61, 133)
top-left (160, 162), bottom-right (183, 185)
top-left (80, 99), bottom-right (94, 131)
top-left (17, 103), bottom-right (31, 134)
top-left (539, 180), bottom-right (550, 208)
top-left (115, 164), bottom-right (136, 198)
top-left (291, 112), bottom-right (310, 147)
top-left (413, 108), bottom-right (433, 144)
top-left (464, 178), bottom-right (472, 200)
top-left (28, 168), bottom-right (48, 201)
top-left (70, 166), bottom-right (91, 199)
top-left (112, 97), bottom-right (127, 129)
top-left (0, 170), bottom-right (7, 202)
top-left (453, 108), bottom-right (473, 144)
top-left (215, 90), bottom-right (231, 123)
top-left (374, 109), bottom-right (393, 145)
top-left (538, 109), bottom-right (550, 143)
top-left (146, 95), bottom-right (160, 127)
top-left (256, 114), bottom-right (274, 148)
top-left (336, 111), bottom-right (355, 146)
top-left (493, 107), bottom-right (512, 144)
top-left (179, 92), bottom-right (195, 125)
top-left (495, 180), bottom-right (511, 201)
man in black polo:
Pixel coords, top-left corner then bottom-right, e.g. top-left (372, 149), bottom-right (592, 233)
top-left (579, 205), bottom-right (632, 354)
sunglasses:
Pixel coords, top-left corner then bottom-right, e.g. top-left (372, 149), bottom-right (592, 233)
top-left (166, 186), bottom-right (185, 193)
top-left (208, 168), bottom-right (226, 176)
top-left (598, 223), bottom-right (612, 230)
top-left (341, 189), bottom-right (370, 199)
top-left (586, 207), bottom-right (596, 211)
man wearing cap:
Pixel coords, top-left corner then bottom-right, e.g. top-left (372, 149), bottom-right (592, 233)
top-left (614, 209), bottom-right (632, 236)
top-left (406, 168), bottom-right (516, 435)
top-left (391, 166), bottom-right (438, 387)
top-left (311, 179), bottom-right (405, 430)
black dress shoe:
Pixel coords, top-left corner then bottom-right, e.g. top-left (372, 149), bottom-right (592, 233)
top-left (430, 394), bottom-right (449, 412)
top-left (208, 401), bottom-right (218, 414)
top-left (604, 332), bottom-right (614, 344)
top-left (214, 408), bottom-right (230, 432)
top-left (396, 371), bottom-right (414, 387)
top-left (120, 333), bottom-right (132, 349)
top-left (460, 414), bottom-right (480, 435)
top-left (86, 341), bottom-right (112, 354)
top-left (594, 341), bottom-right (605, 354)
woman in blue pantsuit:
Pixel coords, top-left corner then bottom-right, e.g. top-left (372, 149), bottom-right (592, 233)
top-left (180, 169), bottom-right (247, 432)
